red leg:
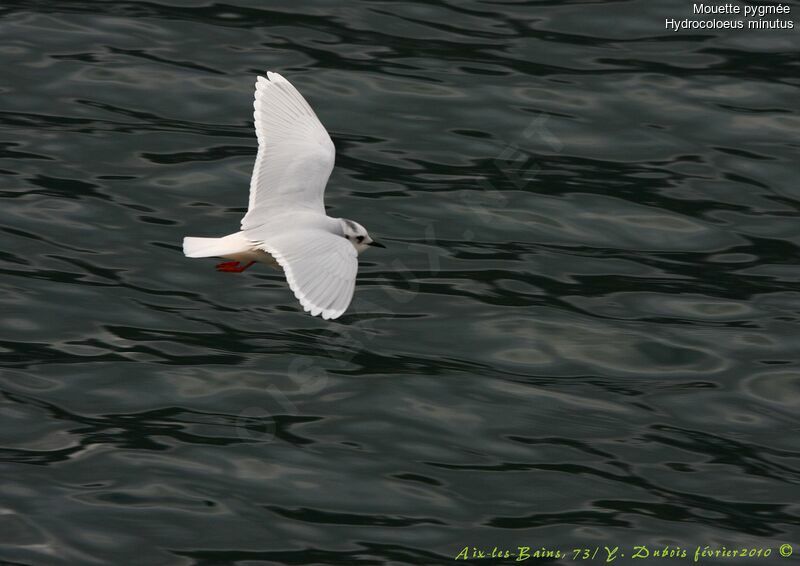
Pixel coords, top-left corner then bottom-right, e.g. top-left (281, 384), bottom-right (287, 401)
top-left (216, 261), bottom-right (256, 273)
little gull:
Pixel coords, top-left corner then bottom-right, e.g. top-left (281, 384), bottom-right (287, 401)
top-left (183, 71), bottom-right (384, 320)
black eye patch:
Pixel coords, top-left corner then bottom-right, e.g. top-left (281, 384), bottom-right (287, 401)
top-left (356, 236), bottom-right (364, 243)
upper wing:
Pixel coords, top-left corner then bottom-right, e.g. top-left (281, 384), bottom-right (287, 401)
top-left (241, 72), bottom-right (335, 230)
top-left (258, 229), bottom-right (358, 320)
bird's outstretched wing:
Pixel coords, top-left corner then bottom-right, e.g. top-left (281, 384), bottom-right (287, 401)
top-left (258, 229), bottom-right (358, 320)
top-left (241, 72), bottom-right (335, 230)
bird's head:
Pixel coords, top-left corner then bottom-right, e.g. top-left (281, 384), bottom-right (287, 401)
top-left (339, 218), bottom-right (385, 254)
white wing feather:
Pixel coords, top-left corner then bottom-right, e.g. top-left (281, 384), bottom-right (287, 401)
top-left (241, 72), bottom-right (335, 229)
top-left (259, 229), bottom-right (358, 320)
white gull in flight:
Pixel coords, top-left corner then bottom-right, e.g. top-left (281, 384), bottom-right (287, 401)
top-left (183, 72), bottom-right (384, 320)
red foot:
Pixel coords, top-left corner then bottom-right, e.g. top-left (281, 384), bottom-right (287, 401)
top-left (216, 261), bottom-right (255, 273)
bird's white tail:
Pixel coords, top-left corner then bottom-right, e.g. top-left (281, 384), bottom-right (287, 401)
top-left (183, 233), bottom-right (251, 258)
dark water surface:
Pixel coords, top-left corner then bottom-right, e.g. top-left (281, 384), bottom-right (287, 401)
top-left (1, 1), bottom-right (799, 564)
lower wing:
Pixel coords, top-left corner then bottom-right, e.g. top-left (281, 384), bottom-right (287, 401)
top-left (258, 229), bottom-right (358, 320)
